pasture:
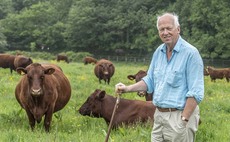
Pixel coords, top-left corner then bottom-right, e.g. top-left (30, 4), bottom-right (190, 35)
top-left (0, 59), bottom-right (229, 142)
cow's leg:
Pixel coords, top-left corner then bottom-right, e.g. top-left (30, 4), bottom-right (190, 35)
top-left (107, 78), bottom-right (110, 85)
top-left (44, 108), bottom-right (54, 132)
top-left (25, 109), bottom-right (36, 131)
top-left (226, 77), bottom-right (229, 82)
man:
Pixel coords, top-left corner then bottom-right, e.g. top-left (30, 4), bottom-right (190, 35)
top-left (115, 12), bottom-right (204, 142)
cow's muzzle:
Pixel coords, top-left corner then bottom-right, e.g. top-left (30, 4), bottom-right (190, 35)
top-left (31, 88), bottom-right (42, 96)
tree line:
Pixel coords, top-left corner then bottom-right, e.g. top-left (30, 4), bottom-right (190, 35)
top-left (0, 0), bottom-right (229, 59)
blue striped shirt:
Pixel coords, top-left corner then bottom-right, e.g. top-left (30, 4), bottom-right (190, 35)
top-left (142, 36), bottom-right (204, 110)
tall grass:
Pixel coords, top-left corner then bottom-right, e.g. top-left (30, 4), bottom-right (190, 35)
top-left (0, 59), bottom-right (229, 142)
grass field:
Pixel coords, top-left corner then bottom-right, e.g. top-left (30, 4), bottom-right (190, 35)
top-left (0, 59), bottom-right (229, 142)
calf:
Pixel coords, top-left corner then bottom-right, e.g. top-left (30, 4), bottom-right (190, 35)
top-left (127, 70), bottom-right (153, 101)
top-left (94, 59), bottom-right (115, 84)
top-left (79, 89), bottom-right (155, 129)
top-left (15, 63), bottom-right (71, 132)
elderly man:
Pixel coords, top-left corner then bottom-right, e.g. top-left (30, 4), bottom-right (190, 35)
top-left (115, 12), bottom-right (204, 142)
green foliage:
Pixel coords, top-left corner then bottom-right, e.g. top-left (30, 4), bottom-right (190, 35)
top-left (0, 0), bottom-right (229, 59)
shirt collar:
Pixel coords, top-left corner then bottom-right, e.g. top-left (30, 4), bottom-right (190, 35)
top-left (160, 36), bottom-right (182, 53)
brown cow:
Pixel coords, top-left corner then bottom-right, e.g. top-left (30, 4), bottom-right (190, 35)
top-left (207, 66), bottom-right (230, 82)
top-left (0, 54), bottom-right (16, 74)
top-left (56, 54), bottom-right (69, 63)
top-left (127, 70), bottom-right (153, 101)
top-left (94, 59), bottom-right (115, 84)
top-left (83, 56), bottom-right (97, 65)
top-left (15, 63), bottom-right (71, 132)
top-left (14, 55), bottom-right (33, 69)
top-left (79, 89), bottom-right (155, 129)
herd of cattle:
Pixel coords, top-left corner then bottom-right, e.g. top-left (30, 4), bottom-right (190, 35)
top-left (0, 53), bottom-right (229, 132)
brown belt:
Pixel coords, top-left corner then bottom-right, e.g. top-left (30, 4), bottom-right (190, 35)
top-left (157, 107), bottom-right (178, 112)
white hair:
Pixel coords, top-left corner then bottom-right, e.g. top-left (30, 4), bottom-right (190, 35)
top-left (156, 12), bottom-right (180, 30)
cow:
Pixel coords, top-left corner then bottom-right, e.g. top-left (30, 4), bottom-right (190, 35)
top-left (56, 54), bottom-right (69, 63)
top-left (83, 56), bottom-right (97, 65)
top-left (15, 63), bottom-right (71, 132)
top-left (94, 59), bottom-right (115, 84)
top-left (207, 66), bottom-right (230, 82)
top-left (0, 54), bottom-right (16, 74)
top-left (115, 48), bottom-right (125, 56)
top-left (14, 55), bottom-right (33, 69)
top-left (127, 70), bottom-right (153, 101)
top-left (79, 89), bottom-right (155, 129)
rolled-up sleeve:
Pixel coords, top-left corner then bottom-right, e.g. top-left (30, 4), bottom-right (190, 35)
top-left (142, 76), bottom-right (154, 94)
top-left (185, 51), bottom-right (204, 104)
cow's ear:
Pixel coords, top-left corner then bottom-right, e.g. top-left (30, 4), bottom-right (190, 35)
top-left (127, 75), bottom-right (135, 80)
top-left (97, 90), bottom-right (105, 99)
top-left (16, 67), bottom-right (27, 75)
top-left (44, 68), bottom-right (55, 75)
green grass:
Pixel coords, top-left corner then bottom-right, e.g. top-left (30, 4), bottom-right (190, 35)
top-left (0, 59), bottom-right (229, 142)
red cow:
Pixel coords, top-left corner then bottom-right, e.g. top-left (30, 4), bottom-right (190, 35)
top-left (14, 55), bottom-right (33, 69)
top-left (207, 66), bottom-right (230, 82)
top-left (15, 63), bottom-right (71, 132)
top-left (127, 70), bottom-right (153, 101)
top-left (0, 54), bottom-right (16, 74)
top-left (94, 59), bottom-right (115, 84)
top-left (79, 89), bottom-right (155, 129)
top-left (83, 56), bottom-right (97, 65)
top-left (56, 54), bottom-right (69, 63)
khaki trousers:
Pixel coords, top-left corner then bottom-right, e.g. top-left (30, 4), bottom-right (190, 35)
top-left (151, 106), bottom-right (200, 142)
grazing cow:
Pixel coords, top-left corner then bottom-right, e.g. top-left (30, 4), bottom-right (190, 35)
top-left (127, 70), bottom-right (153, 101)
top-left (56, 54), bottom-right (69, 63)
top-left (83, 56), bottom-right (97, 65)
top-left (15, 63), bottom-right (71, 132)
top-left (207, 66), bottom-right (230, 82)
top-left (79, 89), bottom-right (155, 129)
top-left (0, 54), bottom-right (16, 74)
top-left (14, 55), bottom-right (33, 69)
top-left (94, 59), bottom-right (115, 84)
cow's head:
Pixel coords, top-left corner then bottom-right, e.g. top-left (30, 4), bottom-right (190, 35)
top-left (79, 89), bottom-right (105, 117)
top-left (16, 63), bottom-right (55, 97)
top-left (127, 70), bottom-right (147, 97)
top-left (99, 63), bottom-right (114, 77)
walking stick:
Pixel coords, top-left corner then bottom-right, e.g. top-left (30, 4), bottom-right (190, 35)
top-left (104, 93), bottom-right (121, 142)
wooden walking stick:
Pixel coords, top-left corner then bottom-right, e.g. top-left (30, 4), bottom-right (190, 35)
top-left (104, 93), bottom-right (121, 142)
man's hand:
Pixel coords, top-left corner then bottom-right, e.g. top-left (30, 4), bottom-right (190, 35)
top-left (115, 82), bottom-right (127, 95)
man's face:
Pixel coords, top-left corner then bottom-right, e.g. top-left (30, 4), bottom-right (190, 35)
top-left (157, 15), bottom-right (180, 47)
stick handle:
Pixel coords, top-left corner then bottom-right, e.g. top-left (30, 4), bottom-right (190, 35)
top-left (104, 95), bottom-right (120, 142)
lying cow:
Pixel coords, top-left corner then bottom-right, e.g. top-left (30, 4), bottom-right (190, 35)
top-left (79, 89), bottom-right (155, 129)
top-left (127, 70), bottom-right (153, 101)
top-left (15, 63), bottom-right (71, 132)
